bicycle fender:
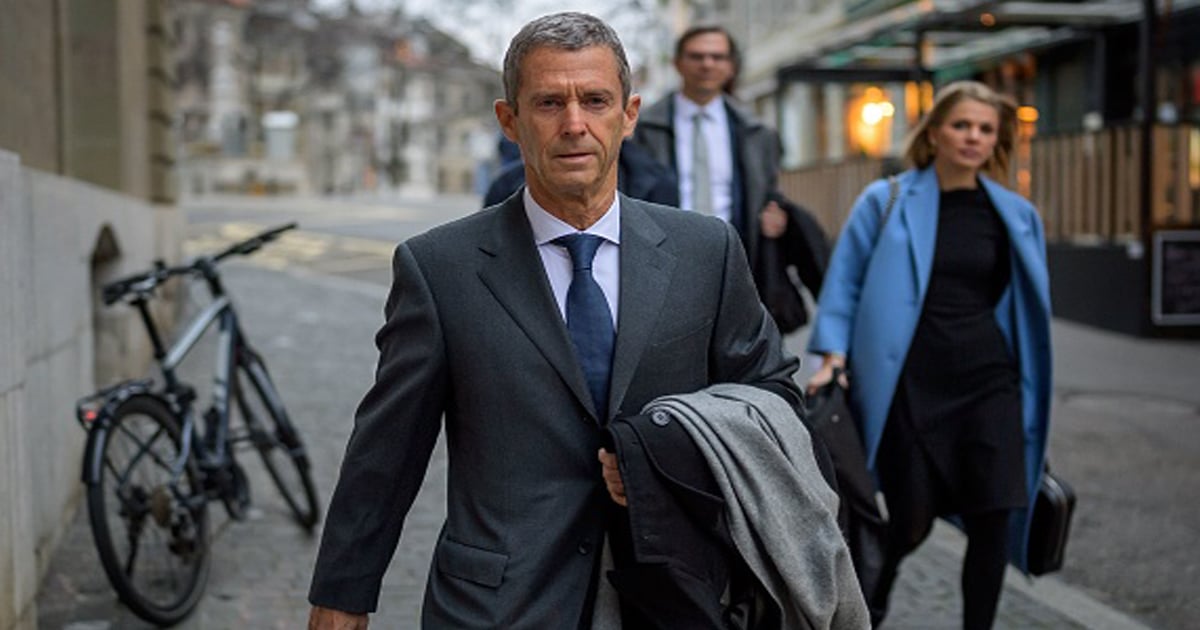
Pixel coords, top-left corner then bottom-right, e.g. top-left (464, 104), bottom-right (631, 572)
top-left (76, 378), bottom-right (155, 425)
top-left (79, 384), bottom-right (170, 485)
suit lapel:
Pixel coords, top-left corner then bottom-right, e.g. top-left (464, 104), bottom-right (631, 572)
top-left (607, 196), bottom-right (676, 420)
top-left (476, 195), bottom-right (596, 418)
top-left (903, 167), bottom-right (940, 301)
top-left (982, 177), bottom-right (1051, 314)
top-left (904, 171), bottom-right (1050, 314)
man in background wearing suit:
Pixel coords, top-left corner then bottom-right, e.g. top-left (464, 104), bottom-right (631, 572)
top-left (631, 25), bottom-right (790, 277)
top-left (308, 12), bottom-right (801, 629)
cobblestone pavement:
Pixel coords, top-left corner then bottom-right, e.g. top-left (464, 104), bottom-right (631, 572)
top-left (36, 221), bottom-right (1167, 628)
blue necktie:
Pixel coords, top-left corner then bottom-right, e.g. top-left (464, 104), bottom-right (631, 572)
top-left (554, 234), bottom-right (615, 420)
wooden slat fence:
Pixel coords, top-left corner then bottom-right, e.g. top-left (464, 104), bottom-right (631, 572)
top-left (781, 124), bottom-right (1200, 242)
top-left (778, 157), bottom-right (883, 238)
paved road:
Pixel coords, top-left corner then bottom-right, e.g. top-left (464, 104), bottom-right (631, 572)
top-left (37, 194), bottom-right (1195, 628)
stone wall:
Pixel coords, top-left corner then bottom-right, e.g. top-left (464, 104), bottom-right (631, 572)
top-left (0, 149), bottom-right (181, 629)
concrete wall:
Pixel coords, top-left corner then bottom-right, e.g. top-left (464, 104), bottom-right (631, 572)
top-left (0, 148), bottom-right (180, 629)
top-left (0, 3), bottom-right (180, 624)
top-left (0, 151), bottom-right (36, 630)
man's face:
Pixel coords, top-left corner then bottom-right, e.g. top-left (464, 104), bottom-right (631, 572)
top-left (674, 32), bottom-right (735, 103)
top-left (495, 46), bottom-right (639, 205)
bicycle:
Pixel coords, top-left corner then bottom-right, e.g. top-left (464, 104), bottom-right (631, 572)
top-left (74, 223), bottom-right (319, 626)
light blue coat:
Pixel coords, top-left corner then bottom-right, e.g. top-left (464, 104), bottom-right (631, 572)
top-left (808, 166), bottom-right (1053, 571)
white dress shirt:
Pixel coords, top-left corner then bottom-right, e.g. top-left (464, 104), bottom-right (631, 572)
top-left (523, 188), bottom-right (620, 327)
top-left (673, 93), bottom-right (735, 223)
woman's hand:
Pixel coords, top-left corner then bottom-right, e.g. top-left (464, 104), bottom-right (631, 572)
top-left (806, 354), bottom-right (849, 395)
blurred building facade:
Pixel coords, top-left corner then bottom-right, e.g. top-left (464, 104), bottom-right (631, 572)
top-left (0, 1), bottom-right (184, 627)
top-left (174, 0), bottom-right (501, 198)
top-left (657, 0), bottom-right (1200, 336)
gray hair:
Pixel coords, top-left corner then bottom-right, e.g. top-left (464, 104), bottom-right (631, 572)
top-left (502, 12), bottom-right (632, 110)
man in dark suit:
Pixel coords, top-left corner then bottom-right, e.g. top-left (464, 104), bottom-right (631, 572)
top-left (308, 12), bottom-right (801, 628)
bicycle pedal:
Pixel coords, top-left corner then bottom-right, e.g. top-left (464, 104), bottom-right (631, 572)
top-left (149, 486), bottom-right (173, 527)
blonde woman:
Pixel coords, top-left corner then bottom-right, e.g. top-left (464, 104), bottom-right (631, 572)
top-left (806, 81), bottom-right (1052, 629)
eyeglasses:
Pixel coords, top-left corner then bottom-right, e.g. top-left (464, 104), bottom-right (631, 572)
top-left (681, 52), bottom-right (732, 64)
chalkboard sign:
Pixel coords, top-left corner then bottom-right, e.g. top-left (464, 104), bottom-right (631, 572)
top-left (1153, 230), bottom-right (1200, 326)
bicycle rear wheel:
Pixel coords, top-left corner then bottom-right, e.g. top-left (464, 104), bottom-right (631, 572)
top-left (235, 352), bottom-right (320, 529)
top-left (85, 395), bottom-right (209, 626)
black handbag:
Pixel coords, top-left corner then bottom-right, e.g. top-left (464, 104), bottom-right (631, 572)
top-left (806, 370), bottom-right (873, 504)
top-left (805, 370), bottom-right (888, 621)
top-left (1027, 465), bottom-right (1076, 575)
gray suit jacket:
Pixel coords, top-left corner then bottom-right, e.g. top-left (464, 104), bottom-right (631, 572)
top-left (309, 193), bottom-right (801, 628)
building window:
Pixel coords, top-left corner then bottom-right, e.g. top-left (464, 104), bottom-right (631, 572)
top-left (845, 85), bottom-right (896, 158)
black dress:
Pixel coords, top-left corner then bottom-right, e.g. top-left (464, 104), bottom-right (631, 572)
top-left (878, 187), bottom-right (1026, 516)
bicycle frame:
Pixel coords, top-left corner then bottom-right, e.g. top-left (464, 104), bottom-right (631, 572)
top-left (130, 266), bottom-right (246, 488)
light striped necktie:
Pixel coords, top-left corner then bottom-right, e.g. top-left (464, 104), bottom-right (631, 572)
top-left (691, 111), bottom-right (713, 216)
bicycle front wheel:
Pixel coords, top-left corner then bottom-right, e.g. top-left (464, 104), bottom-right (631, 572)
top-left (85, 395), bottom-right (209, 626)
top-left (235, 353), bottom-right (320, 529)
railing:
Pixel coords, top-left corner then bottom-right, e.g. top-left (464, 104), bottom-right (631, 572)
top-left (780, 124), bottom-right (1200, 243)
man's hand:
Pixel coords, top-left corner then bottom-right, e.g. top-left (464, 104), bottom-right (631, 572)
top-left (309, 606), bottom-right (368, 630)
top-left (760, 200), bottom-right (788, 239)
top-left (598, 449), bottom-right (627, 507)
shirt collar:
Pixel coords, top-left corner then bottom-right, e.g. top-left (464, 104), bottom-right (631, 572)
top-left (674, 92), bottom-right (726, 123)
top-left (523, 188), bottom-right (621, 246)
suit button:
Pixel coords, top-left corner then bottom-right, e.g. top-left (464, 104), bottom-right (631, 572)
top-left (577, 540), bottom-right (593, 555)
top-left (651, 411), bottom-right (670, 426)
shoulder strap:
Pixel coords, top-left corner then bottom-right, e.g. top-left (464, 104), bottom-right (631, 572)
top-left (875, 175), bottom-right (900, 246)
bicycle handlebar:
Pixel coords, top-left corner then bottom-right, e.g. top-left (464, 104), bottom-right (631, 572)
top-left (101, 222), bottom-right (298, 305)
top-left (213, 221), bottom-right (297, 262)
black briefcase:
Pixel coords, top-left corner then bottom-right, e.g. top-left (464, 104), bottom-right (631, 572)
top-left (1027, 467), bottom-right (1076, 576)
